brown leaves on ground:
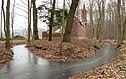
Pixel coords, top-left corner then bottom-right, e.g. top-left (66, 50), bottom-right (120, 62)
top-left (69, 43), bottom-right (126, 79)
top-left (27, 39), bottom-right (102, 62)
top-left (0, 46), bottom-right (13, 68)
top-left (11, 40), bottom-right (27, 45)
top-left (0, 40), bottom-right (27, 46)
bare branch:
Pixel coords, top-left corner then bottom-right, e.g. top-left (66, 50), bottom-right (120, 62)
top-left (15, 6), bottom-right (28, 14)
top-left (66, 0), bottom-right (71, 8)
top-left (15, 13), bottom-right (28, 19)
top-left (15, 3), bottom-right (27, 9)
top-left (20, 0), bottom-right (27, 6)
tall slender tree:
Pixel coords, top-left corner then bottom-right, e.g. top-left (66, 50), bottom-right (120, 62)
top-left (120, 0), bottom-right (125, 44)
top-left (62, 0), bottom-right (65, 35)
top-left (48, 0), bottom-right (56, 41)
top-left (2, 0), bottom-right (5, 39)
top-left (99, 0), bottom-right (105, 42)
top-left (5, 0), bottom-right (11, 49)
top-left (96, 0), bottom-right (101, 40)
top-left (63, 0), bottom-right (79, 42)
top-left (27, 0), bottom-right (31, 42)
top-left (1, 2), bottom-right (3, 39)
top-left (32, 0), bottom-right (39, 40)
top-left (11, 0), bottom-right (16, 41)
top-left (89, 0), bottom-right (94, 38)
top-left (117, 0), bottom-right (121, 46)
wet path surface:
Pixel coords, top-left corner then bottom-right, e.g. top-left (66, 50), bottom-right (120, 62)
top-left (0, 43), bottom-right (117, 79)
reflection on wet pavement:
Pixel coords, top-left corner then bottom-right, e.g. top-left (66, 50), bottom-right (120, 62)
top-left (0, 43), bottom-right (117, 79)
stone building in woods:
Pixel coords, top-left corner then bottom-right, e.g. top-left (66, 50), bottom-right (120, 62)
top-left (71, 5), bottom-right (87, 38)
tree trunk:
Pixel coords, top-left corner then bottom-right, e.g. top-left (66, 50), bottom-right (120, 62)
top-left (96, 0), bottom-right (105, 42)
top-left (33, 0), bottom-right (39, 40)
top-left (117, 0), bottom-right (121, 46)
top-left (62, 0), bottom-right (65, 35)
top-left (11, 0), bottom-right (16, 42)
top-left (99, 0), bottom-right (105, 42)
top-left (27, 0), bottom-right (31, 42)
top-left (2, 0), bottom-right (5, 39)
top-left (48, 0), bottom-right (56, 41)
top-left (96, 0), bottom-right (101, 40)
top-left (63, 0), bottom-right (79, 42)
top-left (89, 1), bottom-right (94, 38)
top-left (121, 17), bottom-right (126, 41)
top-left (5, 0), bottom-right (11, 49)
top-left (120, 0), bottom-right (125, 43)
top-left (1, 5), bottom-right (2, 39)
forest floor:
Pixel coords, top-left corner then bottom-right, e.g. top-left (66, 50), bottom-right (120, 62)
top-left (0, 40), bottom-right (27, 46)
top-left (0, 46), bottom-right (13, 68)
top-left (27, 38), bottom-right (126, 78)
top-left (0, 39), bottom-right (26, 68)
top-left (69, 43), bottom-right (126, 79)
top-left (27, 38), bottom-right (103, 62)
top-left (1, 38), bottom-right (126, 79)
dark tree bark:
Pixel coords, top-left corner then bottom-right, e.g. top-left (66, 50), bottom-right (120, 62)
top-left (89, 1), bottom-right (94, 38)
top-left (27, 0), bottom-right (31, 42)
top-left (11, 0), bottom-right (16, 42)
top-left (62, 0), bottom-right (65, 35)
top-left (1, 3), bottom-right (3, 39)
top-left (5, 0), bottom-right (11, 49)
top-left (121, 17), bottom-right (126, 41)
top-left (48, 0), bottom-right (56, 41)
top-left (96, 0), bottom-right (101, 40)
top-left (2, 0), bottom-right (5, 39)
top-left (63, 0), bottom-right (79, 42)
top-left (99, 0), bottom-right (105, 42)
top-left (120, 0), bottom-right (125, 44)
top-left (117, 0), bottom-right (121, 46)
top-left (33, 0), bottom-right (39, 40)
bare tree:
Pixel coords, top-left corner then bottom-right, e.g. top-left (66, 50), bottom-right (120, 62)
top-left (27, 0), bottom-right (31, 42)
top-left (2, 0), bottom-right (6, 39)
top-left (63, 0), bottom-right (80, 42)
top-left (32, 0), bottom-right (39, 40)
top-left (1, 1), bottom-right (3, 39)
top-left (120, 0), bottom-right (125, 44)
top-left (89, 0), bottom-right (94, 38)
top-left (96, 0), bottom-right (102, 40)
top-left (99, 0), bottom-right (105, 42)
top-left (48, 0), bottom-right (56, 41)
top-left (95, 0), bottom-right (105, 42)
top-left (86, 0), bottom-right (126, 43)
top-left (117, 0), bottom-right (121, 46)
top-left (5, 0), bottom-right (11, 49)
top-left (11, 0), bottom-right (16, 41)
top-left (14, 0), bottom-right (32, 42)
top-left (62, 0), bottom-right (65, 35)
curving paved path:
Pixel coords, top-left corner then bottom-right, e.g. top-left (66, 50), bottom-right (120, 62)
top-left (0, 43), bottom-right (117, 79)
